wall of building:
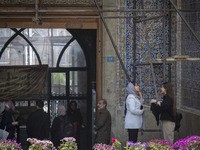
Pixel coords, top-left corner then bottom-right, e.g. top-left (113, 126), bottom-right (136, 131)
top-left (101, 0), bottom-right (126, 143)
top-left (175, 110), bottom-right (200, 140)
top-left (101, 0), bottom-right (168, 144)
top-left (102, 0), bottom-right (200, 145)
top-left (176, 0), bottom-right (200, 141)
top-left (0, 0), bottom-right (200, 146)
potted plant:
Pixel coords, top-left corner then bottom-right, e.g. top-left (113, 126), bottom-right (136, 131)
top-left (27, 138), bottom-right (56, 150)
top-left (58, 137), bottom-right (77, 150)
top-left (125, 141), bottom-right (147, 150)
top-left (0, 139), bottom-right (22, 150)
top-left (147, 139), bottom-right (173, 150)
top-left (173, 135), bottom-right (200, 150)
top-left (111, 138), bottom-right (122, 150)
top-left (93, 143), bottom-right (115, 150)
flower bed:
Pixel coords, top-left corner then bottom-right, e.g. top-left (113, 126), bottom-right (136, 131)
top-left (27, 137), bottom-right (77, 150)
top-left (0, 135), bottom-right (199, 150)
top-left (94, 135), bottom-right (200, 150)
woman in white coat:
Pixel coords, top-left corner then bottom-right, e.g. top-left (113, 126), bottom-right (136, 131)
top-left (124, 82), bottom-right (144, 142)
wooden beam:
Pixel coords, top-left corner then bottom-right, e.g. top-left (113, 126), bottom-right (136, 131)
top-left (155, 58), bottom-right (200, 62)
top-left (96, 19), bottom-right (102, 100)
top-left (0, 22), bottom-right (98, 29)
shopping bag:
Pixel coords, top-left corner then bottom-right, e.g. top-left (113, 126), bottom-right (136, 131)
top-left (0, 128), bottom-right (9, 139)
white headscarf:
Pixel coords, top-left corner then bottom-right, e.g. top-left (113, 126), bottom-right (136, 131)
top-left (126, 82), bottom-right (140, 99)
top-left (57, 105), bottom-right (66, 116)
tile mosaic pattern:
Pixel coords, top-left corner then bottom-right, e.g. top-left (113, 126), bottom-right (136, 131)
top-left (119, 0), bottom-right (176, 105)
top-left (181, 1), bottom-right (200, 109)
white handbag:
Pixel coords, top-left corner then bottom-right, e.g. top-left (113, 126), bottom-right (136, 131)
top-left (0, 127), bottom-right (9, 139)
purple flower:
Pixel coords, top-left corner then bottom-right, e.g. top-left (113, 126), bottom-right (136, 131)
top-left (59, 137), bottom-right (77, 150)
top-left (0, 139), bottom-right (22, 149)
top-left (173, 135), bottom-right (200, 149)
top-left (147, 139), bottom-right (173, 149)
top-left (61, 137), bottom-right (76, 142)
top-left (93, 143), bottom-right (115, 150)
top-left (126, 141), bottom-right (147, 149)
top-left (27, 138), bottom-right (56, 150)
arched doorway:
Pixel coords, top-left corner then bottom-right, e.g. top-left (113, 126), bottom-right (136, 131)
top-left (0, 28), bottom-right (97, 149)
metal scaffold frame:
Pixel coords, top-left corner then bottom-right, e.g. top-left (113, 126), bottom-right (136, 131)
top-left (0, 0), bottom-right (199, 94)
top-left (0, 0), bottom-right (199, 134)
top-left (93, 0), bottom-right (200, 101)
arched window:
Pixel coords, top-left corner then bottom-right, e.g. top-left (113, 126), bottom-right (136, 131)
top-left (0, 28), bottom-right (88, 123)
top-left (0, 28), bottom-right (86, 68)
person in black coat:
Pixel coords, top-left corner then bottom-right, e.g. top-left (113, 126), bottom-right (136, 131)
top-left (150, 82), bottom-right (176, 144)
top-left (51, 105), bottom-right (73, 148)
top-left (67, 101), bottom-right (83, 148)
top-left (0, 100), bottom-right (19, 139)
top-left (26, 100), bottom-right (50, 140)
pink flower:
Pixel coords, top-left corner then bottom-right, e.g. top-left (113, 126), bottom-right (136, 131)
top-left (112, 138), bottom-right (117, 143)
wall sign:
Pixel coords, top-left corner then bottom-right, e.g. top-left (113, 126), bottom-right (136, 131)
top-left (107, 56), bottom-right (114, 62)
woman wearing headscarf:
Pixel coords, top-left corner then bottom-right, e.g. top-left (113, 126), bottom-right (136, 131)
top-left (124, 82), bottom-right (144, 143)
top-left (51, 105), bottom-right (73, 148)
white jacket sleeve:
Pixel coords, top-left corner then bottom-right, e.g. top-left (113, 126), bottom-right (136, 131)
top-left (140, 98), bottom-right (144, 105)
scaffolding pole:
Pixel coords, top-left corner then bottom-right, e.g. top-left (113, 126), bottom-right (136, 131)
top-left (132, 0), bottom-right (137, 83)
top-left (94, 0), bottom-right (131, 82)
top-left (0, 9), bottom-right (199, 13)
top-left (0, 16), bottom-right (146, 19)
top-left (169, 0), bottom-right (200, 44)
top-left (163, 0), bottom-right (166, 82)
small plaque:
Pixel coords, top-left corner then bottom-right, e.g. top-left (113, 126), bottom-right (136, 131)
top-left (107, 57), bottom-right (114, 62)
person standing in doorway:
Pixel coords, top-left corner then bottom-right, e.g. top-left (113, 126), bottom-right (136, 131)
top-left (94, 99), bottom-right (111, 144)
top-left (0, 100), bottom-right (19, 140)
top-left (124, 82), bottom-right (144, 143)
top-left (26, 100), bottom-right (50, 140)
top-left (51, 105), bottom-right (74, 148)
top-left (150, 82), bottom-right (176, 144)
top-left (67, 101), bottom-right (83, 148)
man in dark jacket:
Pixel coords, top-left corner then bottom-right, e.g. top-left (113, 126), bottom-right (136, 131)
top-left (26, 100), bottom-right (50, 140)
top-left (94, 99), bottom-right (111, 144)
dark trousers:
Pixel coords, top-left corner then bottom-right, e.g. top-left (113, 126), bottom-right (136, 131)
top-left (128, 129), bottom-right (139, 143)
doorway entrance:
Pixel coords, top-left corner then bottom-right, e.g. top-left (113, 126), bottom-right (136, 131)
top-left (0, 28), bottom-right (97, 149)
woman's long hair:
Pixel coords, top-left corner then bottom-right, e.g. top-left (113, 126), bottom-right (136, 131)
top-left (163, 82), bottom-right (176, 117)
